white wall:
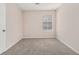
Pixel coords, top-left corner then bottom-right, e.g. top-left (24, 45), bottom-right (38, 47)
top-left (6, 3), bottom-right (23, 50)
top-left (57, 3), bottom-right (79, 54)
top-left (23, 11), bottom-right (56, 38)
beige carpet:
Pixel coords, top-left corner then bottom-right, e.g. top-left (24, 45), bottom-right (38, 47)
top-left (2, 38), bottom-right (78, 55)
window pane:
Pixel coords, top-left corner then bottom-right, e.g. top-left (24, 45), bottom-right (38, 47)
top-left (43, 15), bottom-right (52, 32)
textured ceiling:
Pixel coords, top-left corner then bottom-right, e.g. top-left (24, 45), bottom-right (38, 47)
top-left (17, 3), bottom-right (62, 11)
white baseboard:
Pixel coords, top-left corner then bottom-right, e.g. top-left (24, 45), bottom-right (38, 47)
top-left (0, 49), bottom-right (6, 54)
top-left (58, 39), bottom-right (79, 54)
top-left (0, 38), bottom-right (22, 54)
top-left (23, 37), bottom-right (56, 39)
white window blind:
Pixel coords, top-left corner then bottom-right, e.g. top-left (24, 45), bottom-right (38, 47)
top-left (43, 15), bottom-right (52, 32)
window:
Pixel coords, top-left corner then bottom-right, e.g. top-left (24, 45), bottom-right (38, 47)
top-left (43, 15), bottom-right (52, 32)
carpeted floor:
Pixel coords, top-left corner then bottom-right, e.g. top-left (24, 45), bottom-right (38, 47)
top-left (2, 38), bottom-right (78, 55)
